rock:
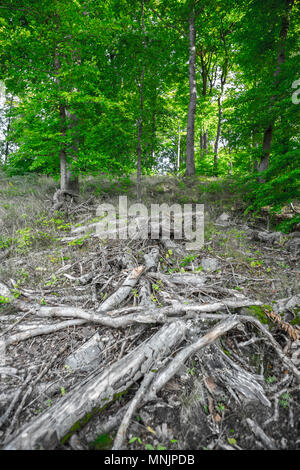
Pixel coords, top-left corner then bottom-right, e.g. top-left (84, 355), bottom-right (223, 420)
top-left (274, 294), bottom-right (300, 314)
top-left (285, 237), bottom-right (300, 254)
top-left (144, 247), bottom-right (160, 271)
top-left (116, 253), bottom-right (135, 269)
top-left (215, 212), bottom-right (231, 226)
top-left (201, 257), bottom-right (220, 273)
top-left (0, 281), bottom-right (13, 301)
top-left (64, 333), bottom-right (104, 372)
top-left (247, 230), bottom-right (284, 245)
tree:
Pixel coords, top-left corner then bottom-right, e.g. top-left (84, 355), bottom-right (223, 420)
top-left (258, 0), bottom-right (295, 178)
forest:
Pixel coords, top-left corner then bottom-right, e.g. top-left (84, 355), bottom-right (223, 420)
top-left (0, 0), bottom-right (300, 453)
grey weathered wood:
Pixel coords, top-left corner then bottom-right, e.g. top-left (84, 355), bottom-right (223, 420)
top-left (97, 265), bottom-right (145, 312)
top-left (3, 320), bottom-right (186, 450)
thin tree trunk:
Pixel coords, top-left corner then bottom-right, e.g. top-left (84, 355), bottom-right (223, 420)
top-left (213, 96), bottom-right (222, 175)
top-left (136, 0), bottom-right (145, 202)
top-left (136, 100), bottom-right (143, 203)
top-left (177, 119), bottom-right (181, 173)
top-left (186, 5), bottom-right (197, 177)
top-left (200, 128), bottom-right (208, 157)
top-left (200, 131), bottom-right (204, 157)
top-left (199, 53), bottom-right (209, 158)
top-left (259, 0), bottom-right (294, 179)
top-left (59, 104), bottom-right (67, 191)
top-left (55, 56), bottom-right (68, 193)
top-left (65, 108), bottom-right (79, 195)
top-left (3, 95), bottom-right (13, 166)
top-left (203, 130), bottom-right (208, 154)
top-left (150, 92), bottom-right (157, 165)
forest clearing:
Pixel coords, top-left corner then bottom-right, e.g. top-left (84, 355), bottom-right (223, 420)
top-left (0, 0), bottom-right (299, 453)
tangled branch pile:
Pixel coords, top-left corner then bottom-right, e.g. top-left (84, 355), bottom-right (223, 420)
top-left (0, 212), bottom-right (299, 450)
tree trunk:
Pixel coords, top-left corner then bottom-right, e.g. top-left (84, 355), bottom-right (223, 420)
top-left (65, 108), bottom-right (79, 195)
top-left (3, 95), bottom-right (13, 166)
top-left (149, 92), bottom-right (157, 167)
top-left (200, 131), bottom-right (204, 157)
top-left (136, 85), bottom-right (144, 204)
top-left (186, 6), bottom-right (197, 177)
top-left (200, 128), bottom-right (208, 158)
top-left (136, 0), bottom-right (145, 202)
top-left (177, 119), bottom-right (181, 173)
top-left (59, 104), bottom-right (67, 191)
top-left (259, 0), bottom-right (294, 179)
top-left (213, 96), bottom-right (222, 175)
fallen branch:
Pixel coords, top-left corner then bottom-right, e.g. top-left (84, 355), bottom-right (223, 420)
top-left (246, 418), bottom-right (277, 450)
top-left (4, 319), bottom-right (86, 346)
top-left (112, 370), bottom-right (157, 450)
top-left (1, 297), bottom-right (263, 346)
top-left (97, 266), bottom-right (145, 312)
top-left (3, 321), bottom-right (186, 450)
top-left (145, 316), bottom-right (240, 401)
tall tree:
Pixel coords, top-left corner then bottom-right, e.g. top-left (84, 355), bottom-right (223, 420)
top-left (185, 1), bottom-right (197, 176)
top-left (258, 0), bottom-right (295, 177)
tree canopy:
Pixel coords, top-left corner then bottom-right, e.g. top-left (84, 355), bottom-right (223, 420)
top-left (0, 0), bottom-right (299, 225)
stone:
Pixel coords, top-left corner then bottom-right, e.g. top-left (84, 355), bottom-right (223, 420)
top-left (285, 237), bottom-right (300, 254)
top-left (144, 247), bottom-right (160, 271)
top-left (273, 294), bottom-right (300, 314)
top-left (215, 212), bottom-right (231, 226)
top-left (201, 257), bottom-right (220, 272)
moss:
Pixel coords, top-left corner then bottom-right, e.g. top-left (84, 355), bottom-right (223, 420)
top-left (89, 433), bottom-right (113, 450)
top-left (244, 305), bottom-right (271, 325)
top-left (290, 309), bottom-right (300, 326)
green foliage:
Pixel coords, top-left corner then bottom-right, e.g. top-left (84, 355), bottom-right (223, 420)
top-left (0, 295), bottom-right (11, 304)
top-left (279, 392), bottom-right (291, 409)
top-left (0, 0), bottom-right (298, 221)
top-left (90, 433), bottom-right (113, 450)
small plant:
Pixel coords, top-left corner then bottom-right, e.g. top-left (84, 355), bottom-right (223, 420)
top-left (248, 259), bottom-right (263, 269)
top-left (279, 392), bottom-right (291, 408)
top-left (0, 234), bottom-right (14, 250)
top-left (216, 403), bottom-right (225, 413)
top-left (128, 436), bottom-right (143, 445)
top-left (265, 375), bottom-right (276, 384)
top-left (68, 234), bottom-right (90, 246)
top-left (179, 254), bottom-right (197, 267)
top-left (132, 288), bottom-right (139, 298)
top-left (45, 274), bottom-right (59, 287)
top-left (227, 437), bottom-right (237, 446)
top-left (152, 280), bottom-right (162, 292)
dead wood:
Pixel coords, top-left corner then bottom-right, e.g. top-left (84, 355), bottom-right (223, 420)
top-left (51, 189), bottom-right (78, 213)
top-left (97, 266), bottom-right (145, 312)
top-left (1, 205), bottom-right (300, 451)
top-left (4, 319), bottom-right (86, 346)
top-left (246, 418), bottom-right (277, 450)
top-left (3, 321), bottom-right (186, 450)
top-left (145, 317), bottom-right (240, 402)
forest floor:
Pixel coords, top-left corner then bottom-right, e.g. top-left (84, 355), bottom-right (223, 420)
top-left (0, 172), bottom-right (299, 451)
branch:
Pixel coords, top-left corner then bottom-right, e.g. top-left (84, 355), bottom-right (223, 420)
top-left (148, 5), bottom-right (187, 37)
